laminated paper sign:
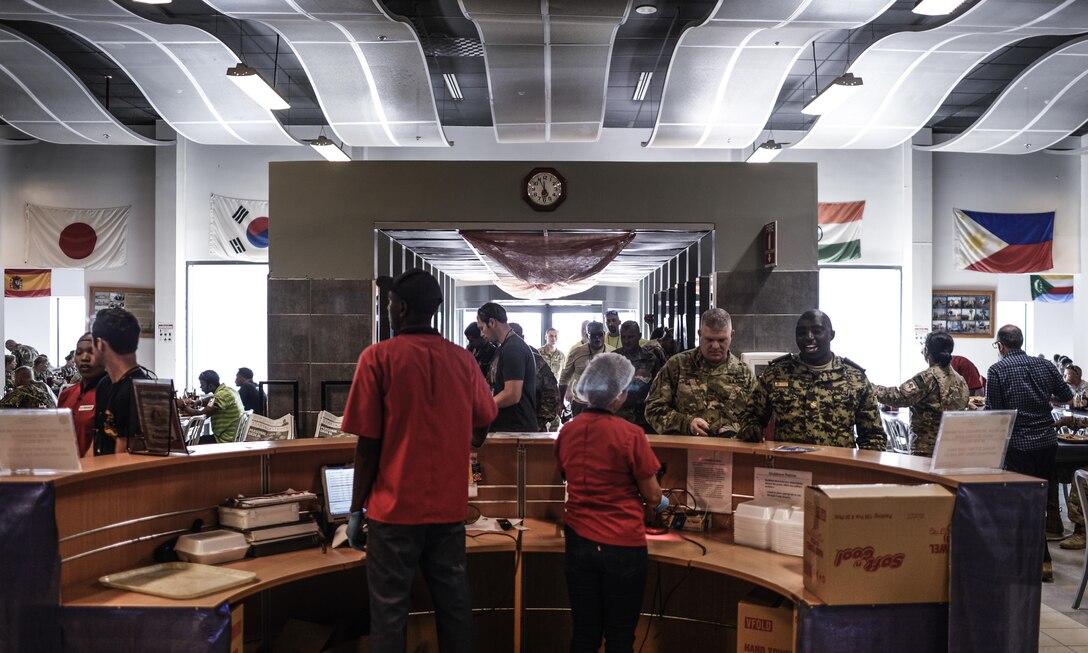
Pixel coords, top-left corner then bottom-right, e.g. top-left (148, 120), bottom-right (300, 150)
top-left (687, 450), bottom-right (732, 513)
top-left (754, 467), bottom-right (812, 506)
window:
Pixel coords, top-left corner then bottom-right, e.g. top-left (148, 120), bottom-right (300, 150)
top-left (187, 263), bottom-right (268, 391)
top-left (818, 267), bottom-right (902, 386)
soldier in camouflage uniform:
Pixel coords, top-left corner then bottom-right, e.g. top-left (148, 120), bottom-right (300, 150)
top-left (0, 366), bottom-right (57, 409)
top-left (5, 339), bottom-right (40, 369)
top-left (752, 310), bottom-right (885, 451)
top-left (645, 308), bottom-right (760, 438)
top-left (615, 321), bottom-right (666, 432)
top-left (4, 355), bottom-right (14, 394)
top-left (873, 331), bottom-right (968, 456)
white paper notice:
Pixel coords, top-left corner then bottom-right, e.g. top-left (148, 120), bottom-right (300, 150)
top-left (930, 410), bottom-right (1016, 473)
top-left (687, 451), bottom-right (732, 513)
top-left (0, 409), bottom-right (82, 475)
top-left (754, 467), bottom-right (812, 505)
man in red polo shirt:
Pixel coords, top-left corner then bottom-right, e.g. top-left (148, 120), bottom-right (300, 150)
top-left (343, 268), bottom-right (496, 653)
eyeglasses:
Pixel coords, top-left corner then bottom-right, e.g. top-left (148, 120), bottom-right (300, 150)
top-left (991, 341), bottom-right (1000, 349)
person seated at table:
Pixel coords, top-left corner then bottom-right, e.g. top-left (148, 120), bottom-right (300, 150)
top-left (57, 333), bottom-right (106, 457)
top-left (235, 367), bottom-right (263, 414)
top-left (873, 332), bottom-right (969, 457)
top-left (555, 353), bottom-right (667, 653)
top-left (181, 370), bottom-right (243, 443)
top-left (1054, 414), bottom-right (1088, 550)
top-left (1065, 365), bottom-right (1088, 399)
top-left (0, 366), bottom-right (57, 409)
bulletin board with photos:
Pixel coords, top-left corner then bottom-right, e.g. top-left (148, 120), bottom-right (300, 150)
top-left (89, 286), bottom-right (155, 338)
top-left (931, 290), bottom-right (994, 338)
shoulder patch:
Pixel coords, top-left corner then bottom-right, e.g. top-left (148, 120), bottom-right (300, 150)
top-left (841, 357), bottom-right (866, 373)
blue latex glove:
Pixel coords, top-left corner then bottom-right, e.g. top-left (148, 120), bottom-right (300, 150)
top-left (347, 510), bottom-right (366, 551)
top-left (654, 494), bottom-right (670, 514)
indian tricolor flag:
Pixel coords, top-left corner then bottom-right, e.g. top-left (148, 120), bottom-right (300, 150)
top-left (817, 201), bottom-right (863, 263)
top-left (954, 208), bottom-right (1053, 273)
top-left (4, 269), bottom-right (50, 297)
top-left (1031, 275), bottom-right (1073, 303)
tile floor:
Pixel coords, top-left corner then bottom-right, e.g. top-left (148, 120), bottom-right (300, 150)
top-left (1040, 511), bottom-right (1088, 651)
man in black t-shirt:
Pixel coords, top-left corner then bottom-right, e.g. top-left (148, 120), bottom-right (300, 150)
top-left (92, 308), bottom-right (155, 455)
top-left (476, 302), bottom-right (537, 432)
top-left (235, 367), bottom-right (263, 415)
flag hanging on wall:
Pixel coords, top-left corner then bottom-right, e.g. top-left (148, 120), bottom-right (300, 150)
top-left (4, 269), bottom-right (51, 297)
top-left (954, 208), bottom-right (1054, 273)
top-left (1031, 275), bottom-right (1073, 303)
top-left (25, 204), bottom-right (128, 269)
top-left (817, 201), bottom-right (864, 263)
top-left (210, 194), bottom-right (269, 262)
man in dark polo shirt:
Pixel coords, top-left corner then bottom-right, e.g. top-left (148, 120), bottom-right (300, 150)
top-left (92, 308), bottom-right (155, 456)
top-left (477, 302), bottom-right (538, 432)
top-left (342, 268), bottom-right (496, 653)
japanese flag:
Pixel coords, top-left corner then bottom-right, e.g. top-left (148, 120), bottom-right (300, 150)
top-left (25, 204), bottom-right (128, 269)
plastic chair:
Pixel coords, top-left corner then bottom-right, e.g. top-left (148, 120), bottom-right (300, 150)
top-left (232, 410), bottom-right (254, 443)
top-left (1073, 469), bottom-right (1088, 609)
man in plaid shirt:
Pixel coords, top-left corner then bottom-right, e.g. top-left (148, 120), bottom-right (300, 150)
top-left (986, 324), bottom-right (1072, 582)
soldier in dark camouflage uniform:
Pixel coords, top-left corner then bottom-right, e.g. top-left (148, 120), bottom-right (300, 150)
top-left (873, 331), bottom-right (969, 456)
top-left (752, 310), bottom-right (885, 451)
top-left (645, 309), bottom-right (760, 437)
top-left (4, 355), bottom-right (14, 394)
top-left (0, 366), bottom-right (57, 409)
top-left (5, 339), bottom-right (39, 369)
top-left (615, 321), bottom-right (666, 432)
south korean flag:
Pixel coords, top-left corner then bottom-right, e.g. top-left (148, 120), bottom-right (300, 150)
top-left (209, 193), bottom-right (270, 262)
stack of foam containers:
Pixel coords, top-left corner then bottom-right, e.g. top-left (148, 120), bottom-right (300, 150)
top-left (770, 506), bottom-right (804, 557)
top-left (733, 498), bottom-right (785, 550)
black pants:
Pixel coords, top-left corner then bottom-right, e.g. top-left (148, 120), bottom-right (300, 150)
top-left (366, 521), bottom-right (474, 653)
top-left (1004, 445), bottom-right (1057, 563)
top-left (564, 525), bottom-right (647, 653)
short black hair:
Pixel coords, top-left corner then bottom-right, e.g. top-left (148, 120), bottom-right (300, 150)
top-left (465, 322), bottom-right (482, 338)
top-left (237, 367), bottom-right (254, 380)
top-left (198, 370), bottom-right (221, 387)
top-left (477, 302), bottom-right (508, 324)
top-left (997, 324), bottom-right (1024, 350)
top-left (92, 308), bottom-right (141, 355)
top-left (925, 331), bottom-right (955, 366)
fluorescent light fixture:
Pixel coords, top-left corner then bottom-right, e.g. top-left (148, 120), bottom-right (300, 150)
top-left (442, 73), bottom-right (463, 101)
top-left (801, 73), bottom-right (863, 116)
top-left (310, 135), bottom-right (351, 162)
top-left (912, 0), bottom-right (965, 15)
top-left (632, 72), bottom-right (653, 102)
top-left (134, 0), bottom-right (172, 4)
top-left (746, 139), bottom-right (782, 163)
top-left (635, 5), bottom-right (658, 14)
top-left (226, 64), bottom-right (290, 111)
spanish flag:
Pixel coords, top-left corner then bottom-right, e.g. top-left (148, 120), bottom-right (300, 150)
top-left (4, 269), bottom-right (50, 298)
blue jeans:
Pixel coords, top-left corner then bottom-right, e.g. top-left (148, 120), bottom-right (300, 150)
top-left (366, 521), bottom-right (474, 653)
top-left (564, 525), bottom-right (647, 653)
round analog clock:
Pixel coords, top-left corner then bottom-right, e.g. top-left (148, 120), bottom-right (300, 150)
top-left (523, 168), bottom-right (567, 211)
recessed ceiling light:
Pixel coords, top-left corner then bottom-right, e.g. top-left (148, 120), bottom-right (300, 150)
top-left (632, 72), bottom-right (653, 102)
top-left (635, 5), bottom-right (658, 15)
top-left (442, 73), bottom-right (463, 101)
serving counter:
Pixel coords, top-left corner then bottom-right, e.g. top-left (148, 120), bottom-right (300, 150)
top-left (0, 436), bottom-right (1043, 652)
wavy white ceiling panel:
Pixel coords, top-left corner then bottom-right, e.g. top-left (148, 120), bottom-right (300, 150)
top-left (459, 0), bottom-right (629, 143)
top-left (646, 0), bottom-right (895, 149)
top-left (204, 0), bottom-right (448, 148)
top-left (917, 35), bottom-right (1088, 154)
top-left (0, 0), bottom-right (298, 146)
top-left (792, 0), bottom-right (1088, 150)
top-left (0, 26), bottom-right (163, 145)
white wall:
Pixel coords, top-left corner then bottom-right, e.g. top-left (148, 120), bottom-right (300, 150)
top-left (932, 151), bottom-right (1081, 373)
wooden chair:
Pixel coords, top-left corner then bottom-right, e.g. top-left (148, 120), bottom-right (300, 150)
top-left (1073, 469), bottom-right (1088, 609)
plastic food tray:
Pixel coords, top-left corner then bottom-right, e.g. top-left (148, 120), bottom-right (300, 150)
top-left (99, 562), bottom-right (257, 599)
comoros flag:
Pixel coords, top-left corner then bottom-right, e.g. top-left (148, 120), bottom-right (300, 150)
top-left (1031, 275), bottom-right (1073, 303)
top-left (954, 208), bottom-right (1054, 273)
top-left (210, 193), bottom-right (269, 262)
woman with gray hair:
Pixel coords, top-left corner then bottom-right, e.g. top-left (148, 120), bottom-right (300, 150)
top-left (555, 353), bottom-right (668, 652)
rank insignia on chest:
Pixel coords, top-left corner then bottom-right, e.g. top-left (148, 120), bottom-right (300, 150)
top-left (903, 381), bottom-right (918, 393)
top-left (774, 381), bottom-right (788, 388)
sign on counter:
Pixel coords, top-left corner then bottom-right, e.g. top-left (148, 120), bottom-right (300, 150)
top-left (687, 450), bottom-right (733, 513)
top-left (754, 467), bottom-right (812, 505)
top-left (930, 410), bottom-right (1016, 473)
top-left (0, 409), bottom-right (81, 475)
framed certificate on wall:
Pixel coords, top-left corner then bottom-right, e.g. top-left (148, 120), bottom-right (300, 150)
top-left (89, 286), bottom-right (155, 338)
top-left (931, 290), bottom-right (994, 339)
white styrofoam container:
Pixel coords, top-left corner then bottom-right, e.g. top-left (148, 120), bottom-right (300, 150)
top-left (218, 502), bottom-right (299, 530)
top-left (175, 530), bottom-right (250, 564)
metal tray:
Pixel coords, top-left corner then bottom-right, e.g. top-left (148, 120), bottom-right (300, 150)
top-left (99, 562), bottom-right (257, 599)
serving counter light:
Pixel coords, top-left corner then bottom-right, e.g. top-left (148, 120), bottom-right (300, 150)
top-left (913, 0), bottom-right (965, 15)
top-left (226, 64), bottom-right (290, 111)
top-left (801, 73), bottom-right (863, 116)
top-left (746, 139), bottom-right (783, 163)
top-left (309, 135), bottom-right (351, 162)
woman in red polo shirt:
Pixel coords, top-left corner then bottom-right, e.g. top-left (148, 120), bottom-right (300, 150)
top-left (555, 353), bottom-right (668, 653)
top-left (57, 333), bottom-right (104, 457)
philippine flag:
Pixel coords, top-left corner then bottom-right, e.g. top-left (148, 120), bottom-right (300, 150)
top-left (954, 208), bottom-right (1053, 273)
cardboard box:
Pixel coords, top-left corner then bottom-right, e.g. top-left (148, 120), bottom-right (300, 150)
top-left (803, 484), bottom-right (954, 605)
top-left (737, 599), bottom-right (794, 653)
